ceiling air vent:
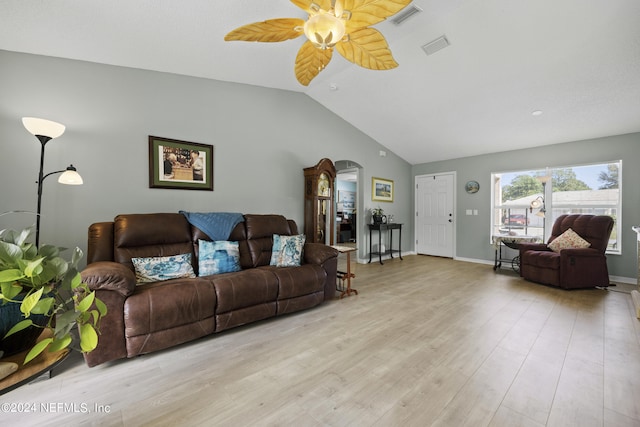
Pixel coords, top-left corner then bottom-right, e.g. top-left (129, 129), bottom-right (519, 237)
top-left (422, 35), bottom-right (450, 56)
top-left (390, 4), bottom-right (423, 25)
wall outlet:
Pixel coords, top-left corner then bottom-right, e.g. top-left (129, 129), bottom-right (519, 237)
top-left (473, 209), bottom-right (478, 215)
top-left (466, 209), bottom-right (472, 215)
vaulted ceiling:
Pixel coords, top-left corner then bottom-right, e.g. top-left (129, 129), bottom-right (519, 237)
top-left (2, 0), bottom-right (639, 165)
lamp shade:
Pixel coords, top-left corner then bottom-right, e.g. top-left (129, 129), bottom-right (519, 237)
top-left (58, 166), bottom-right (83, 185)
top-left (22, 117), bottom-right (66, 139)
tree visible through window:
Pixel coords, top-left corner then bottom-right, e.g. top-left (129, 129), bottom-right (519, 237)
top-left (492, 162), bottom-right (621, 253)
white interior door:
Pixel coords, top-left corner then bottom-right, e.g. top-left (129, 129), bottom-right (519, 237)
top-left (415, 173), bottom-right (455, 257)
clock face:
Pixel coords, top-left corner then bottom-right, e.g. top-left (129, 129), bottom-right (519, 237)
top-left (318, 173), bottom-right (330, 197)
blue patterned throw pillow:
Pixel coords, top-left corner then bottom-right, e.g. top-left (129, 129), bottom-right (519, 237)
top-left (198, 239), bottom-right (241, 276)
top-left (270, 234), bottom-right (283, 266)
top-left (131, 253), bottom-right (196, 284)
top-left (275, 235), bottom-right (306, 267)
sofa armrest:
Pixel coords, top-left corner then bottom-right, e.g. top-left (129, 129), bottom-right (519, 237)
top-left (81, 261), bottom-right (137, 297)
top-left (519, 242), bottom-right (550, 252)
top-left (560, 247), bottom-right (603, 258)
top-left (304, 243), bottom-right (339, 265)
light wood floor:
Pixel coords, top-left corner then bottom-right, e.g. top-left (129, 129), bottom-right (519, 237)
top-left (3, 255), bottom-right (640, 427)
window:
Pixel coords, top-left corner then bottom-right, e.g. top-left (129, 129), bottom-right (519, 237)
top-left (491, 161), bottom-right (621, 254)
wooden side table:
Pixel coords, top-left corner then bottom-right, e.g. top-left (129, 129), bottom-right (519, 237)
top-left (0, 329), bottom-right (70, 395)
top-left (331, 245), bottom-right (358, 298)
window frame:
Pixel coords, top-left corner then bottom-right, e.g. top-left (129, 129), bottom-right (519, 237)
top-left (491, 160), bottom-right (622, 255)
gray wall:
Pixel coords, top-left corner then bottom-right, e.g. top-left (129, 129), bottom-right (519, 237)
top-left (412, 132), bottom-right (640, 280)
top-left (0, 50), bottom-right (412, 263)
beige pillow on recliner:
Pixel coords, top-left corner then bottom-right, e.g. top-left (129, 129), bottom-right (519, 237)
top-left (547, 228), bottom-right (591, 253)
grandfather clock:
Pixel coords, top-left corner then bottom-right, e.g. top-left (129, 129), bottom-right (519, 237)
top-left (304, 158), bottom-right (336, 245)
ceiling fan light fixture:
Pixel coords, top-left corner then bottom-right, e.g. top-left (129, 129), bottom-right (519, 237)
top-left (303, 11), bottom-right (346, 49)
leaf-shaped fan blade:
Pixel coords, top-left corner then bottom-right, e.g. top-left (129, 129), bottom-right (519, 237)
top-left (295, 40), bottom-right (333, 86)
top-left (336, 27), bottom-right (398, 70)
top-left (225, 18), bottom-right (305, 43)
top-left (342, 0), bottom-right (412, 30)
top-left (291, 0), bottom-right (332, 12)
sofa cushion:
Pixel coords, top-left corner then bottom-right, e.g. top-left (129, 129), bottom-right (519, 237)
top-left (131, 253), bottom-right (196, 283)
top-left (212, 268), bottom-right (279, 313)
top-left (198, 240), bottom-right (241, 276)
top-left (245, 214), bottom-right (293, 267)
top-left (522, 250), bottom-right (561, 269)
top-left (547, 228), bottom-right (591, 253)
top-left (124, 277), bottom-right (217, 337)
top-left (266, 264), bottom-right (326, 299)
top-left (114, 213), bottom-right (194, 271)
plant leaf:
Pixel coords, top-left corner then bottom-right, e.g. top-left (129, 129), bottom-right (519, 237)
top-left (48, 335), bottom-right (72, 353)
top-left (24, 337), bottom-right (53, 364)
top-left (342, 0), bottom-right (413, 31)
top-left (31, 296), bottom-right (54, 315)
top-left (0, 269), bottom-right (25, 283)
top-left (1, 282), bottom-right (23, 299)
top-left (294, 40), bottom-right (333, 86)
top-left (76, 290), bottom-right (95, 313)
top-left (0, 240), bottom-right (22, 264)
top-left (94, 298), bottom-right (108, 317)
top-left (14, 228), bottom-right (32, 246)
top-left (70, 272), bottom-right (82, 289)
top-left (225, 18), bottom-right (305, 43)
top-left (20, 287), bottom-right (44, 317)
top-left (4, 319), bottom-right (34, 339)
top-left (70, 247), bottom-right (83, 269)
top-left (336, 28), bottom-right (398, 70)
top-left (24, 257), bottom-right (45, 278)
top-left (79, 323), bottom-right (98, 352)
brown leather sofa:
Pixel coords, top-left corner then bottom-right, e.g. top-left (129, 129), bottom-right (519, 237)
top-left (519, 214), bottom-right (614, 289)
top-left (80, 213), bottom-right (338, 367)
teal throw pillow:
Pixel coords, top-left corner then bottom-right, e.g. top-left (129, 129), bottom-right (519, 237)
top-left (131, 253), bottom-right (196, 284)
top-left (270, 234), bottom-right (283, 266)
top-left (199, 239), bottom-right (241, 276)
top-left (275, 234), bottom-right (306, 267)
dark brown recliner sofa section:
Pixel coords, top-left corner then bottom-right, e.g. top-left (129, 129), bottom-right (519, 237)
top-left (80, 213), bottom-right (338, 367)
top-left (519, 214), bottom-right (614, 289)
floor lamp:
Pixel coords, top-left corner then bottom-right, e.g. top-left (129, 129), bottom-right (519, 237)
top-left (22, 117), bottom-right (83, 247)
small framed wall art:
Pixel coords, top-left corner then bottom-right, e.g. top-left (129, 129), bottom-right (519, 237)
top-left (465, 180), bottom-right (480, 194)
top-left (372, 177), bottom-right (394, 202)
top-left (148, 136), bottom-right (214, 191)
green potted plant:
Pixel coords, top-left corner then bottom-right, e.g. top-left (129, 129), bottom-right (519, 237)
top-left (0, 227), bottom-right (106, 364)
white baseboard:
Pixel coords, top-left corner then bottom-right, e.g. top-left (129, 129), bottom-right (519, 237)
top-left (353, 254), bottom-right (636, 286)
top-left (454, 257), bottom-right (494, 266)
top-left (609, 275), bottom-right (637, 285)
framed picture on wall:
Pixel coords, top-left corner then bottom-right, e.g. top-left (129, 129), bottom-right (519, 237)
top-left (148, 136), bottom-right (214, 190)
top-left (338, 190), bottom-right (355, 211)
top-left (372, 177), bottom-right (394, 202)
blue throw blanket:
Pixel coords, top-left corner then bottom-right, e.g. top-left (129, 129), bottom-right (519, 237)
top-left (179, 211), bottom-right (244, 241)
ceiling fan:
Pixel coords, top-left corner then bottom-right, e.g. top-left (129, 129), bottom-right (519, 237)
top-left (225, 0), bottom-right (413, 86)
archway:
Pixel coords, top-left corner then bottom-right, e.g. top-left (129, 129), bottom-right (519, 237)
top-left (335, 160), bottom-right (363, 253)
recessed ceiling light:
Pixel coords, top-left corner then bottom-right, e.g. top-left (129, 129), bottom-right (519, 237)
top-left (532, 110), bottom-right (543, 117)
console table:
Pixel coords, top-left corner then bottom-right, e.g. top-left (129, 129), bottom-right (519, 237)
top-left (492, 235), bottom-right (541, 272)
top-left (368, 223), bottom-right (403, 265)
